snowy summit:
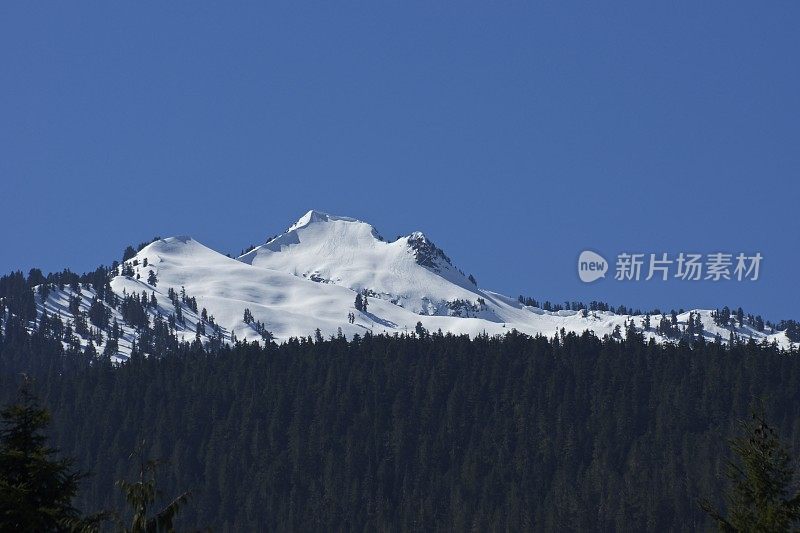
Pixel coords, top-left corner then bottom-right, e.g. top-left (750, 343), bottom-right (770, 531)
top-left (29, 210), bottom-right (794, 361)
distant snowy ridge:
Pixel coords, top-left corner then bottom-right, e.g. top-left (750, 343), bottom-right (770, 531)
top-left (25, 210), bottom-right (796, 361)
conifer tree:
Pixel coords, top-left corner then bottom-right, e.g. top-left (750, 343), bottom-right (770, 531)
top-left (115, 443), bottom-right (190, 533)
top-left (695, 313), bottom-right (704, 338)
top-left (122, 246), bottom-right (137, 262)
top-left (0, 383), bottom-right (87, 531)
top-left (26, 268), bottom-right (46, 287)
top-left (37, 283), bottom-right (50, 303)
top-left (702, 412), bottom-right (800, 531)
top-left (354, 293), bottom-right (364, 312)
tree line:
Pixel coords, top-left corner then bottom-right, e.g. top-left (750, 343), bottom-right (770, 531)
top-left (2, 307), bottom-right (800, 529)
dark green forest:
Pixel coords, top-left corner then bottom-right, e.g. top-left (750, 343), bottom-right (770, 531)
top-left (2, 307), bottom-right (800, 531)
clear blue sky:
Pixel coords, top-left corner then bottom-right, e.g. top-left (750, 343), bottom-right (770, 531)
top-left (1, 2), bottom-right (798, 320)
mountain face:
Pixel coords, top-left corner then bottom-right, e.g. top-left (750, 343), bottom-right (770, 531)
top-left (28, 210), bottom-right (793, 360)
top-left (238, 211), bottom-right (481, 315)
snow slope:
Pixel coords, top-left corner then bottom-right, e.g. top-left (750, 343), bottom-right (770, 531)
top-left (239, 210), bottom-right (483, 315)
top-left (29, 211), bottom-right (795, 360)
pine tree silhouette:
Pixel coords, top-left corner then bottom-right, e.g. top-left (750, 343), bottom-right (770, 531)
top-left (702, 411), bottom-right (800, 531)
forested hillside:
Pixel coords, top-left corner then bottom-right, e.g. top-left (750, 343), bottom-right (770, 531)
top-left (2, 313), bottom-right (799, 531)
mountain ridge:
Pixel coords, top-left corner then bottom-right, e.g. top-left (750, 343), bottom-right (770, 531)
top-left (3, 210), bottom-right (794, 361)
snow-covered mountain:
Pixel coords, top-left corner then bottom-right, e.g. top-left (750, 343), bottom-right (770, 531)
top-left (30, 210), bottom-right (795, 361)
top-left (239, 210), bottom-right (485, 316)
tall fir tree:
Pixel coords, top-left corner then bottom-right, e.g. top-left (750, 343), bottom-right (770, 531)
top-left (0, 383), bottom-right (88, 531)
top-left (702, 412), bottom-right (800, 531)
top-left (116, 444), bottom-right (190, 533)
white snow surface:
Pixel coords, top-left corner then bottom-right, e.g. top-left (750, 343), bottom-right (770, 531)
top-left (31, 210), bottom-right (795, 360)
top-left (239, 210), bottom-right (481, 315)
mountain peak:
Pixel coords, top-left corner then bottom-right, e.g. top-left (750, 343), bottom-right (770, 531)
top-left (137, 236), bottom-right (196, 256)
top-left (288, 210), bottom-right (361, 233)
top-left (406, 231), bottom-right (453, 270)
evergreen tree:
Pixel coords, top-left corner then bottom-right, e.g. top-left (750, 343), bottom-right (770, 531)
top-left (147, 270), bottom-right (157, 287)
top-left (115, 444), bottom-right (190, 533)
top-left (37, 283), bottom-right (51, 303)
top-left (174, 302), bottom-right (183, 325)
top-left (354, 293), bottom-right (363, 312)
top-left (625, 319), bottom-right (637, 340)
top-left (122, 246), bottom-right (137, 262)
top-left (718, 306), bottom-right (731, 328)
top-left (695, 312), bottom-right (704, 338)
top-left (68, 294), bottom-right (82, 316)
top-left (777, 320), bottom-right (800, 343)
top-left (0, 383), bottom-right (87, 531)
top-left (702, 412), bottom-right (800, 531)
top-left (195, 321), bottom-right (205, 340)
top-left (89, 298), bottom-right (110, 329)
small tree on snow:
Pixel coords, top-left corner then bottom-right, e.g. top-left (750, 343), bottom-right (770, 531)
top-left (354, 293), bottom-right (364, 312)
